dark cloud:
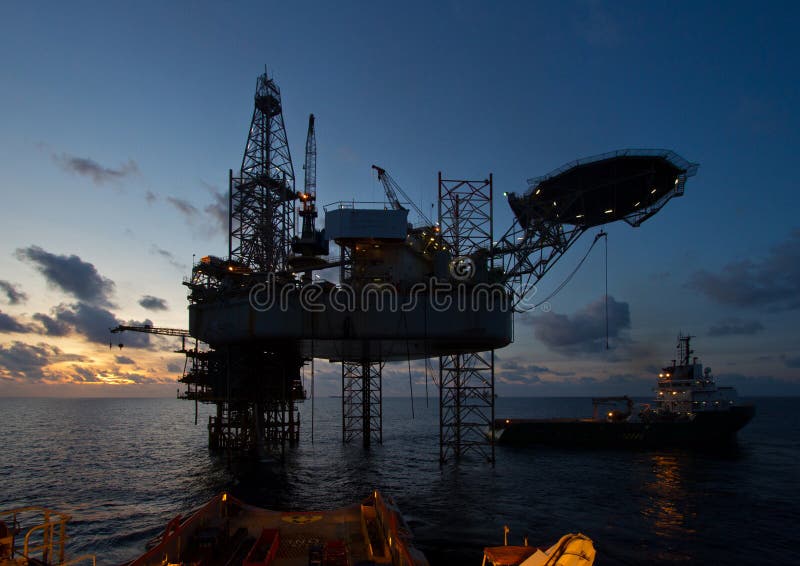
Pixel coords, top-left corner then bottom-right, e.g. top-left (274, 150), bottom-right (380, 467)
top-left (16, 246), bottom-right (115, 306)
top-left (0, 280), bottom-right (27, 304)
top-left (688, 230), bottom-right (800, 312)
top-left (139, 295), bottom-right (168, 311)
top-left (500, 358), bottom-right (575, 378)
top-left (0, 311), bottom-right (34, 334)
top-left (115, 371), bottom-right (151, 384)
top-left (499, 373), bottom-right (542, 386)
top-left (204, 190), bottom-right (228, 234)
top-left (115, 355), bottom-right (135, 365)
top-left (53, 153), bottom-right (139, 185)
top-left (145, 190), bottom-right (158, 204)
top-left (708, 318), bottom-right (764, 337)
top-left (167, 196), bottom-right (199, 218)
top-left (784, 356), bottom-right (800, 369)
top-left (0, 341), bottom-right (85, 380)
top-left (46, 302), bottom-right (119, 344)
top-left (70, 364), bottom-right (102, 383)
top-left (167, 361), bottom-right (184, 373)
top-left (149, 245), bottom-right (188, 271)
top-left (36, 302), bottom-right (156, 349)
top-left (32, 312), bottom-right (71, 336)
top-left (529, 295), bottom-right (631, 356)
top-left (167, 185), bottom-right (227, 236)
top-left (715, 373), bottom-right (800, 396)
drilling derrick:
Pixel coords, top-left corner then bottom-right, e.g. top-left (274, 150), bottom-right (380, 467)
top-left (230, 72), bottom-right (296, 272)
top-left (182, 70), bottom-right (307, 458)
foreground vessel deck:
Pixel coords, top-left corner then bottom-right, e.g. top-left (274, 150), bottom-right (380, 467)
top-left (128, 491), bottom-right (428, 566)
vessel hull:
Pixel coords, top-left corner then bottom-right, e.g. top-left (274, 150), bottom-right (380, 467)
top-left (496, 405), bottom-right (755, 448)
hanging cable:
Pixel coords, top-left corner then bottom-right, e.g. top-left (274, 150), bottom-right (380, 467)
top-left (531, 230), bottom-right (607, 309)
top-left (424, 355), bottom-right (430, 408)
top-left (311, 356), bottom-right (315, 443)
top-left (423, 298), bottom-right (430, 408)
top-left (402, 311), bottom-right (415, 419)
top-left (604, 230), bottom-right (609, 350)
top-left (407, 352), bottom-right (415, 419)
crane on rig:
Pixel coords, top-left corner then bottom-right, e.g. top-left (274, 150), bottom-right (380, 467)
top-left (372, 164), bottom-right (434, 228)
top-left (291, 114), bottom-right (328, 273)
top-left (110, 324), bottom-right (195, 353)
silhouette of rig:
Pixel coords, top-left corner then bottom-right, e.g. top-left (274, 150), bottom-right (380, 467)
top-left (113, 69), bottom-right (697, 463)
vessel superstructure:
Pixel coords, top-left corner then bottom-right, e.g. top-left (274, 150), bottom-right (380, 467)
top-left (495, 335), bottom-right (755, 447)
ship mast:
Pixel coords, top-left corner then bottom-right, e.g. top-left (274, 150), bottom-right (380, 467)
top-left (678, 334), bottom-right (694, 366)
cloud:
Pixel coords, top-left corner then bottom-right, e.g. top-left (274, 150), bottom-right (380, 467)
top-left (139, 295), bottom-right (168, 311)
top-left (16, 246), bottom-right (115, 306)
top-left (115, 355), bottom-right (135, 365)
top-left (35, 302), bottom-right (156, 349)
top-left (168, 183), bottom-right (227, 236)
top-left (204, 190), bottom-right (228, 234)
top-left (688, 230), bottom-right (800, 312)
top-left (53, 153), bottom-right (139, 185)
top-left (784, 356), bottom-right (800, 369)
top-left (527, 295), bottom-right (631, 356)
top-left (167, 361), bottom-right (184, 373)
top-left (0, 311), bottom-right (34, 334)
top-left (32, 312), bottom-right (71, 336)
top-left (167, 196), bottom-right (199, 218)
top-left (70, 364), bottom-right (103, 383)
top-left (715, 373), bottom-right (800, 396)
top-left (149, 245), bottom-right (188, 271)
top-left (145, 190), bottom-right (158, 204)
top-left (0, 341), bottom-right (85, 380)
top-left (708, 318), bottom-right (764, 337)
top-left (0, 280), bottom-right (27, 304)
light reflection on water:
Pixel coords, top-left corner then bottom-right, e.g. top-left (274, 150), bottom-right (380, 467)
top-left (1, 396), bottom-right (798, 565)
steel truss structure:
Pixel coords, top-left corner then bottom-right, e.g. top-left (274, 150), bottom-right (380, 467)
top-left (438, 174), bottom-right (495, 463)
top-left (230, 71), bottom-right (296, 272)
top-left (342, 360), bottom-right (383, 447)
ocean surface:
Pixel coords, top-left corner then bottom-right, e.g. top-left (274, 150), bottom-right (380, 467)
top-left (1, 395), bottom-right (798, 565)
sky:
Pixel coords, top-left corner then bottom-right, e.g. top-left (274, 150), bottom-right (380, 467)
top-left (0, 1), bottom-right (798, 398)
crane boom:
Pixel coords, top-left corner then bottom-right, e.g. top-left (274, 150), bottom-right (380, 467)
top-left (110, 324), bottom-right (190, 337)
top-left (371, 164), bottom-right (433, 227)
top-left (303, 114), bottom-right (316, 201)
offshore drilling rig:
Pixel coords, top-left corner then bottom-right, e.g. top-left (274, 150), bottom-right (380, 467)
top-left (113, 69), bottom-right (697, 463)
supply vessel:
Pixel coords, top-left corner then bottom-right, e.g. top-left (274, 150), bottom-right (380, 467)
top-left (494, 335), bottom-right (755, 448)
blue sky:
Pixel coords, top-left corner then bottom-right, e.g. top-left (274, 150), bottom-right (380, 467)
top-left (0, 1), bottom-right (798, 396)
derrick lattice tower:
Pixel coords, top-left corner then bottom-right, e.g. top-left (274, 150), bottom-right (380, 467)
top-left (230, 71), bottom-right (296, 272)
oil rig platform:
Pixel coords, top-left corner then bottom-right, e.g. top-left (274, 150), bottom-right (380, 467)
top-left (113, 69), bottom-right (697, 463)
